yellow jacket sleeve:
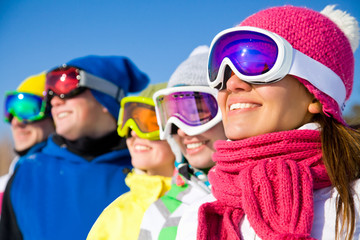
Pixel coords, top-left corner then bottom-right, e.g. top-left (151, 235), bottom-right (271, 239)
top-left (87, 171), bottom-right (171, 240)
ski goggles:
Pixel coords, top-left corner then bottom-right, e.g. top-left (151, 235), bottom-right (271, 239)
top-left (4, 91), bottom-right (49, 123)
top-left (118, 96), bottom-right (160, 140)
top-left (208, 26), bottom-right (346, 109)
top-left (153, 86), bottom-right (221, 140)
top-left (46, 65), bottom-right (124, 101)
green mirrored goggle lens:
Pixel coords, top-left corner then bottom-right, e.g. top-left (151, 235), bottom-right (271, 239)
top-left (4, 92), bottom-right (47, 123)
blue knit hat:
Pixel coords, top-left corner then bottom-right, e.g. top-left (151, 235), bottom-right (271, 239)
top-left (66, 55), bottom-right (150, 119)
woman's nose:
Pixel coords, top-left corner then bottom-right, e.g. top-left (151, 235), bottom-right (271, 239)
top-left (226, 72), bottom-right (252, 93)
top-left (130, 130), bottom-right (139, 138)
top-left (176, 128), bottom-right (189, 137)
top-left (11, 117), bottom-right (26, 127)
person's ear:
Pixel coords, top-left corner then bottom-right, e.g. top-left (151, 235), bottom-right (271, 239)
top-left (308, 98), bottom-right (322, 114)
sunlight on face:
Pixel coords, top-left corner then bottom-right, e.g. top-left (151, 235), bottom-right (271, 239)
top-left (173, 122), bottom-right (226, 169)
top-left (217, 75), bottom-right (315, 140)
top-left (50, 90), bottom-right (116, 140)
top-left (126, 130), bottom-right (175, 177)
top-left (11, 117), bottom-right (54, 151)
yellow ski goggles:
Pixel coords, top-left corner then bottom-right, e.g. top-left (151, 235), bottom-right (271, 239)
top-left (117, 96), bottom-right (160, 140)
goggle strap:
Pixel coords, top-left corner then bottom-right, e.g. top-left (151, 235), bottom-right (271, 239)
top-left (289, 50), bottom-right (346, 109)
top-left (208, 27), bottom-right (346, 110)
top-left (79, 71), bottom-right (124, 102)
top-left (219, 48), bottom-right (346, 109)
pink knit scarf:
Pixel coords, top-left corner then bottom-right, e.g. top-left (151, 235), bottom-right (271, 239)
top-left (197, 129), bottom-right (331, 240)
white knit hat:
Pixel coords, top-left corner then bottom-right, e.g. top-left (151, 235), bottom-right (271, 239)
top-left (166, 45), bottom-right (210, 163)
top-left (167, 45), bottom-right (209, 87)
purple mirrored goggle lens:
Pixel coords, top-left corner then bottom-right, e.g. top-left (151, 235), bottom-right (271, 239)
top-left (156, 91), bottom-right (218, 129)
top-left (208, 30), bottom-right (279, 82)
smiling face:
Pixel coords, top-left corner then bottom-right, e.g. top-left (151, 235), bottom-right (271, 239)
top-left (126, 130), bottom-right (175, 177)
top-left (11, 117), bottom-right (54, 151)
top-left (50, 89), bottom-right (117, 140)
top-left (217, 74), bottom-right (319, 140)
top-left (172, 121), bottom-right (226, 169)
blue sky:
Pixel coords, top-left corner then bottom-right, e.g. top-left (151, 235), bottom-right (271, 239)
top-left (0, 0), bottom-right (359, 138)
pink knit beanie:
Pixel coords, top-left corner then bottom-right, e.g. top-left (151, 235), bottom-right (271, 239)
top-left (239, 5), bottom-right (359, 124)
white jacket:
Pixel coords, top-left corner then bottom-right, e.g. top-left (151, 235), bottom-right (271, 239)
top-left (176, 178), bottom-right (360, 240)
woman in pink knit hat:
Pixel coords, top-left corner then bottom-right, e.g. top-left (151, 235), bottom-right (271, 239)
top-left (176, 5), bottom-right (360, 240)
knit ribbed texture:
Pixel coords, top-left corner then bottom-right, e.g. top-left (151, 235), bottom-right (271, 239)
top-left (239, 5), bottom-right (355, 124)
top-left (197, 130), bottom-right (331, 240)
top-left (167, 45), bottom-right (209, 87)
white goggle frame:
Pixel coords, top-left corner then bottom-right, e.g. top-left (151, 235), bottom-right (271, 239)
top-left (153, 86), bottom-right (222, 140)
top-left (208, 26), bottom-right (346, 110)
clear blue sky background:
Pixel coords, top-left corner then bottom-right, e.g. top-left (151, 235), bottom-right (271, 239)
top-left (0, 0), bottom-right (359, 139)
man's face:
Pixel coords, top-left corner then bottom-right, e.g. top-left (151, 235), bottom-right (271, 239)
top-left (50, 89), bottom-right (116, 140)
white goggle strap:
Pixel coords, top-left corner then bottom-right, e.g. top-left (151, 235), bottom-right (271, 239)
top-left (289, 50), bottom-right (346, 110)
top-left (79, 70), bottom-right (125, 103)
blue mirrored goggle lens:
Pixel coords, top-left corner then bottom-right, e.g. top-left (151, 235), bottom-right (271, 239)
top-left (156, 91), bottom-right (218, 129)
top-left (208, 30), bottom-right (279, 82)
top-left (4, 93), bottom-right (44, 122)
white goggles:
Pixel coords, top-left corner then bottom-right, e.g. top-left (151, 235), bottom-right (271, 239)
top-left (208, 26), bottom-right (346, 109)
top-left (153, 86), bottom-right (222, 140)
